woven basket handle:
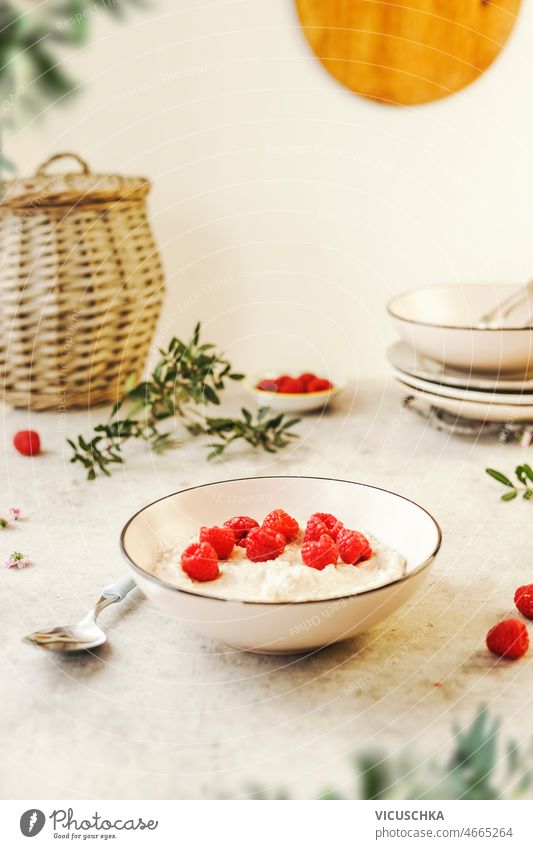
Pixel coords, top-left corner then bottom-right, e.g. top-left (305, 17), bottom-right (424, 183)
top-left (36, 152), bottom-right (90, 177)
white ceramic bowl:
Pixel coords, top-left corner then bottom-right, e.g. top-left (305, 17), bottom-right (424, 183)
top-left (245, 375), bottom-right (344, 414)
top-left (120, 476), bottom-right (441, 654)
top-left (388, 284), bottom-right (533, 373)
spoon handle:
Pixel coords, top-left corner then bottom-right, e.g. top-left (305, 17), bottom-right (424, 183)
top-left (479, 280), bottom-right (533, 326)
top-left (101, 574), bottom-right (136, 601)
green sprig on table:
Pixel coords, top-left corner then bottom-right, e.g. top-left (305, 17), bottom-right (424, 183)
top-left (486, 465), bottom-right (533, 501)
top-left (68, 323), bottom-right (300, 479)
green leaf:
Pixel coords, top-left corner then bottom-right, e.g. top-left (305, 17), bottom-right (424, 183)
top-left (122, 372), bottom-right (138, 395)
top-left (501, 490), bottom-right (518, 502)
top-left (356, 753), bottom-right (392, 800)
top-left (207, 444), bottom-right (225, 460)
top-left (56, 2), bottom-right (90, 44)
top-left (266, 413), bottom-right (283, 429)
top-left (28, 43), bottom-right (77, 98)
top-left (516, 464), bottom-right (533, 485)
top-left (202, 384), bottom-right (219, 405)
top-left (486, 468), bottom-right (515, 488)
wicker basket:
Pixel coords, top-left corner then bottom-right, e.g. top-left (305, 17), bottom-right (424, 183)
top-left (0, 152), bottom-right (165, 410)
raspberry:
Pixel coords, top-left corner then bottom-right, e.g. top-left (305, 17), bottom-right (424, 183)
top-left (307, 378), bottom-right (333, 393)
top-left (279, 377), bottom-right (305, 394)
top-left (298, 372), bottom-right (317, 391)
top-left (245, 527), bottom-right (286, 562)
top-left (199, 526), bottom-right (235, 559)
top-left (486, 619), bottom-right (529, 659)
top-left (304, 515), bottom-right (329, 542)
top-left (181, 542), bottom-right (220, 582)
top-left (274, 375), bottom-right (291, 391)
top-left (13, 430), bottom-right (41, 457)
top-left (313, 512), bottom-right (343, 533)
top-left (301, 534), bottom-right (339, 570)
top-left (359, 545), bottom-right (372, 562)
top-left (337, 528), bottom-right (372, 565)
top-left (262, 508), bottom-right (299, 542)
top-left (515, 584), bottom-right (533, 619)
top-left (224, 516), bottom-right (259, 547)
top-left (304, 512), bottom-right (343, 542)
top-left (257, 379), bottom-right (279, 392)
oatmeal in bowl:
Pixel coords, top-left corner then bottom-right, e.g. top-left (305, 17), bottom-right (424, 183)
top-left (155, 508), bottom-right (407, 603)
top-left (120, 476), bottom-right (441, 653)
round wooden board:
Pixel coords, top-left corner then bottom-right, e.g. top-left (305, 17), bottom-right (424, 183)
top-left (295, 0), bottom-right (522, 105)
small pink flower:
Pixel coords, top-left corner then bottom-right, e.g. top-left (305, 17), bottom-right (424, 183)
top-left (4, 551), bottom-right (32, 569)
top-left (8, 507), bottom-right (21, 521)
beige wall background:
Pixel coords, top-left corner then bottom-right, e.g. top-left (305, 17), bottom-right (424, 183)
top-left (10, 0), bottom-right (533, 378)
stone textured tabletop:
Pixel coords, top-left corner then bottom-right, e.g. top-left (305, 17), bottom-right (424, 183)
top-left (1, 378), bottom-right (531, 800)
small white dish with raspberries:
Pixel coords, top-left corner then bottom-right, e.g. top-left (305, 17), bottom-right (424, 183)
top-left (246, 371), bottom-right (344, 415)
top-left (121, 476), bottom-right (442, 653)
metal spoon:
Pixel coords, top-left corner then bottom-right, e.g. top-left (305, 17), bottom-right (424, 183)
top-left (24, 574), bottom-right (136, 652)
top-left (478, 279), bottom-right (533, 329)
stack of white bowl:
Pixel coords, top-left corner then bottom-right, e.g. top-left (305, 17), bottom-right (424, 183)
top-left (387, 284), bottom-right (533, 422)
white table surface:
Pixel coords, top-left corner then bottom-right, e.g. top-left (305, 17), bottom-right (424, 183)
top-left (1, 377), bottom-right (531, 800)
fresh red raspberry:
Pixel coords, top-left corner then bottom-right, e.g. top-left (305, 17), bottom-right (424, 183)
top-left (304, 515), bottom-right (329, 542)
top-left (245, 527), bottom-right (286, 562)
top-left (298, 373), bottom-right (317, 391)
top-left (307, 378), bottom-right (333, 393)
top-left (262, 508), bottom-right (300, 542)
top-left (301, 534), bottom-right (339, 570)
top-left (486, 619), bottom-right (529, 659)
top-left (224, 516), bottom-right (259, 547)
top-left (279, 376), bottom-right (305, 394)
top-left (314, 512), bottom-right (342, 532)
top-left (514, 584), bottom-right (533, 619)
top-left (304, 512), bottom-right (344, 542)
top-left (274, 375), bottom-right (291, 391)
top-left (256, 379), bottom-right (279, 392)
top-left (13, 430), bottom-right (41, 456)
top-left (181, 542), bottom-right (220, 582)
top-left (337, 528), bottom-right (372, 565)
top-left (199, 526), bottom-right (235, 559)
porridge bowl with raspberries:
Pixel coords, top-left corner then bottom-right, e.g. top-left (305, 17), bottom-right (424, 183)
top-left (120, 476), bottom-right (442, 653)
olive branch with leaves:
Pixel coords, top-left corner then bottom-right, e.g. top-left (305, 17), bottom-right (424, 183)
top-left (486, 465), bottom-right (533, 501)
top-left (68, 323), bottom-right (300, 479)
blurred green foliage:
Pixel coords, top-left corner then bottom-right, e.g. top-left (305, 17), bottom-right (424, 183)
top-left (250, 708), bottom-right (532, 800)
top-left (0, 1), bottom-right (144, 172)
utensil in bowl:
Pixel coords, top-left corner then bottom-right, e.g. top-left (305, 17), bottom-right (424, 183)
top-left (388, 284), bottom-right (533, 373)
top-left (478, 279), bottom-right (533, 329)
top-left (25, 574), bottom-right (136, 652)
top-left (120, 476), bottom-right (441, 654)
top-left (245, 375), bottom-right (344, 414)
